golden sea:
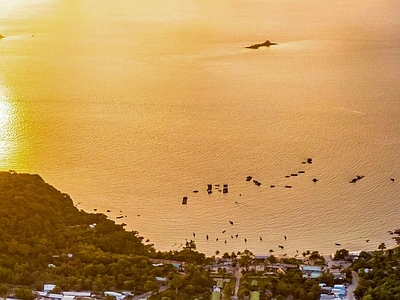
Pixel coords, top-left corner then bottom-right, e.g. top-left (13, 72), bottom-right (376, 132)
top-left (1, 0), bottom-right (399, 256)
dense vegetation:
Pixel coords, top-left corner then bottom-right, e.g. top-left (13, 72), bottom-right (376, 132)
top-left (238, 269), bottom-right (321, 300)
top-left (351, 244), bottom-right (400, 300)
top-left (0, 171), bottom-right (210, 298)
top-left (149, 264), bottom-right (215, 300)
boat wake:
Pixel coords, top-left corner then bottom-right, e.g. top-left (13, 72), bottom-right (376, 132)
top-left (334, 107), bottom-right (367, 115)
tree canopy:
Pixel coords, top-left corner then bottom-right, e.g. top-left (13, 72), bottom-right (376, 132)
top-left (0, 171), bottom-right (209, 294)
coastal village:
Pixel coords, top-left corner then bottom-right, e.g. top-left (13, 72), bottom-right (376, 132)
top-left (3, 248), bottom-right (394, 300)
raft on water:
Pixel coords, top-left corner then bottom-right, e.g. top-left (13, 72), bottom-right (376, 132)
top-left (207, 184), bottom-right (212, 194)
top-left (182, 196), bottom-right (188, 205)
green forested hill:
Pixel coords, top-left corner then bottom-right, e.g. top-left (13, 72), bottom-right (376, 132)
top-left (0, 171), bottom-right (212, 298)
top-left (0, 171), bottom-right (218, 300)
top-left (0, 171), bottom-right (151, 258)
top-left (0, 171), bottom-right (161, 289)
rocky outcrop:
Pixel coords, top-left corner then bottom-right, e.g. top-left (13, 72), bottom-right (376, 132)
top-left (245, 39), bottom-right (278, 49)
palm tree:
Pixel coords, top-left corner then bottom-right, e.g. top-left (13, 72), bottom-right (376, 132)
top-left (184, 240), bottom-right (196, 262)
top-left (171, 275), bottom-right (183, 294)
top-left (222, 252), bottom-right (231, 260)
top-left (184, 239), bottom-right (196, 251)
top-left (239, 249), bottom-right (254, 270)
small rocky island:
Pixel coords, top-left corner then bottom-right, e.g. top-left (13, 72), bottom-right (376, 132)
top-left (245, 39), bottom-right (278, 49)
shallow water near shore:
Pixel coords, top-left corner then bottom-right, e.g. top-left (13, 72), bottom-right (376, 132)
top-left (0, 0), bottom-right (400, 256)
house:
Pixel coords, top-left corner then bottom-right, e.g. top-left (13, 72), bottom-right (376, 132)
top-left (319, 284), bottom-right (332, 295)
top-left (264, 264), bottom-right (285, 275)
top-left (152, 263), bottom-right (163, 267)
top-left (43, 285), bottom-right (56, 292)
top-left (254, 255), bottom-right (269, 262)
top-left (61, 296), bottom-right (74, 300)
top-left (330, 269), bottom-right (344, 280)
top-left (47, 294), bottom-right (63, 300)
top-left (320, 295), bottom-right (342, 300)
top-left (331, 288), bottom-right (346, 298)
top-left (149, 259), bottom-right (184, 269)
top-left (63, 292), bottom-right (91, 297)
top-left (37, 289), bottom-right (94, 300)
top-left (209, 263), bottom-right (235, 275)
top-left (104, 291), bottom-right (125, 300)
top-left (331, 285), bottom-right (346, 298)
top-left (38, 291), bottom-right (49, 298)
top-left (250, 264), bottom-right (265, 272)
top-left (300, 265), bottom-right (324, 278)
top-left (318, 284), bottom-right (347, 300)
top-left (344, 251), bottom-right (362, 262)
top-left (264, 263), bottom-right (297, 275)
top-left (210, 286), bottom-right (221, 300)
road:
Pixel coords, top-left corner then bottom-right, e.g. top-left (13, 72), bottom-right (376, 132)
top-left (132, 285), bottom-right (169, 300)
top-left (346, 271), bottom-right (359, 300)
top-left (231, 267), bottom-right (242, 300)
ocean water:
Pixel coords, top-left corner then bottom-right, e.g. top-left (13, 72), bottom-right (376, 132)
top-left (0, 0), bottom-right (399, 256)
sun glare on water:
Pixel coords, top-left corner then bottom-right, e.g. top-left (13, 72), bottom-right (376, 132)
top-left (0, 0), bottom-right (52, 19)
top-left (0, 85), bottom-right (18, 169)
